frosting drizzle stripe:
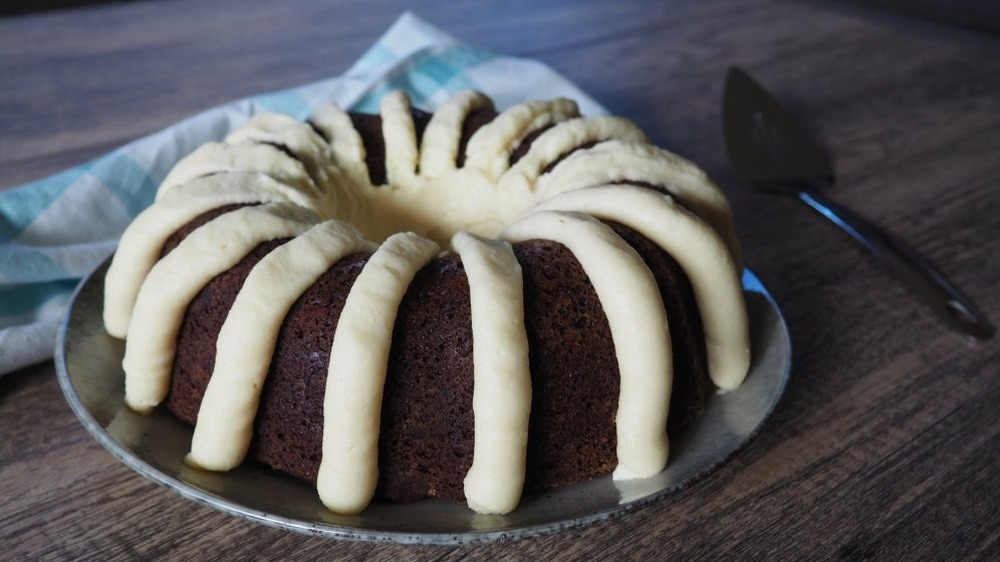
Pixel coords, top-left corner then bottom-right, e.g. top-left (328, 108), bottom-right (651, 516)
top-left (122, 202), bottom-right (317, 413)
top-left (380, 91), bottom-right (421, 186)
top-left (186, 220), bottom-right (374, 471)
top-left (316, 232), bottom-right (441, 515)
top-left (464, 99), bottom-right (579, 179)
top-left (453, 231), bottom-right (531, 515)
top-left (418, 90), bottom-right (492, 178)
top-left (157, 141), bottom-right (317, 202)
top-left (536, 140), bottom-right (742, 265)
top-left (224, 113), bottom-right (333, 193)
top-left (502, 211), bottom-right (672, 480)
top-left (309, 103), bottom-right (370, 187)
top-left (104, 172), bottom-right (305, 338)
top-left (499, 116), bottom-right (647, 195)
top-left (533, 185), bottom-right (750, 390)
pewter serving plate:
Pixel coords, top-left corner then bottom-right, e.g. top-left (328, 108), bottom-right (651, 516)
top-left (56, 258), bottom-right (791, 545)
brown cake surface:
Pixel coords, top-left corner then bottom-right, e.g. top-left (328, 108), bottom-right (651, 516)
top-left (165, 234), bottom-right (707, 503)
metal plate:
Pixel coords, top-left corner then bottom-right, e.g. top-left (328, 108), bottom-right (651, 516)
top-left (56, 258), bottom-right (791, 545)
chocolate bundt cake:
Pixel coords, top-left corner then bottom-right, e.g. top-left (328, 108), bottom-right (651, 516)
top-left (103, 90), bottom-right (751, 516)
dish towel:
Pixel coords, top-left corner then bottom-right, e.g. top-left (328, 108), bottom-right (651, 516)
top-left (0, 12), bottom-right (606, 377)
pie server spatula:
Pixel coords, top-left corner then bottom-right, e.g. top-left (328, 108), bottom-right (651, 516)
top-left (723, 66), bottom-right (992, 340)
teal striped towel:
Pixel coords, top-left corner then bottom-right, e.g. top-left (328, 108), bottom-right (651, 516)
top-left (0, 12), bottom-right (605, 376)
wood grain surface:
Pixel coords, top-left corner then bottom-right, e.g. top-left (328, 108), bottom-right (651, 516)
top-left (3, 0), bottom-right (1000, 560)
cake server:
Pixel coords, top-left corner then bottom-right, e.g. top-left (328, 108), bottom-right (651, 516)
top-left (722, 66), bottom-right (992, 340)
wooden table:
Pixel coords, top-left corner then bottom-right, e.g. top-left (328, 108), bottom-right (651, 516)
top-left (3, 0), bottom-right (999, 559)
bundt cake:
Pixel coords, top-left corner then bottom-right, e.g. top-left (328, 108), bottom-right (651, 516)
top-left (103, 90), bottom-right (751, 516)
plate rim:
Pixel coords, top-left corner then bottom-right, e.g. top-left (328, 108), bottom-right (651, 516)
top-left (55, 258), bottom-right (791, 545)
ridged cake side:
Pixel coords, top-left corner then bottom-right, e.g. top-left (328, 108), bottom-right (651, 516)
top-left (104, 90), bottom-right (750, 515)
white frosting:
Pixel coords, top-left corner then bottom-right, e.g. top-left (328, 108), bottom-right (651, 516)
top-left (502, 211), bottom-right (672, 480)
top-left (316, 232), bottom-right (441, 515)
top-left (103, 172), bottom-right (313, 338)
top-left (186, 220), bottom-right (373, 471)
top-left (453, 232), bottom-right (531, 515)
top-left (224, 112), bottom-right (334, 192)
top-left (537, 140), bottom-right (742, 265)
top-left (110, 89), bottom-right (751, 515)
top-left (157, 141), bottom-right (317, 201)
top-left (532, 185), bottom-right (750, 390)
top-left (380, 91), bottom-right (422, 186)
top-left (122, 202), bottom-right (317, 413)
top-left (464, 98), bottom-right (579, 179)
top-left (499, 116), bottom-right (646, 195)
top-left (309, 103), bottom-right (370, 187)
top-left (419, 90), bottom-right (492, 177)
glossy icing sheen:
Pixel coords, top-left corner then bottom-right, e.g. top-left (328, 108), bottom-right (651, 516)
top-left (105, 90), bottom-right (750, 515)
